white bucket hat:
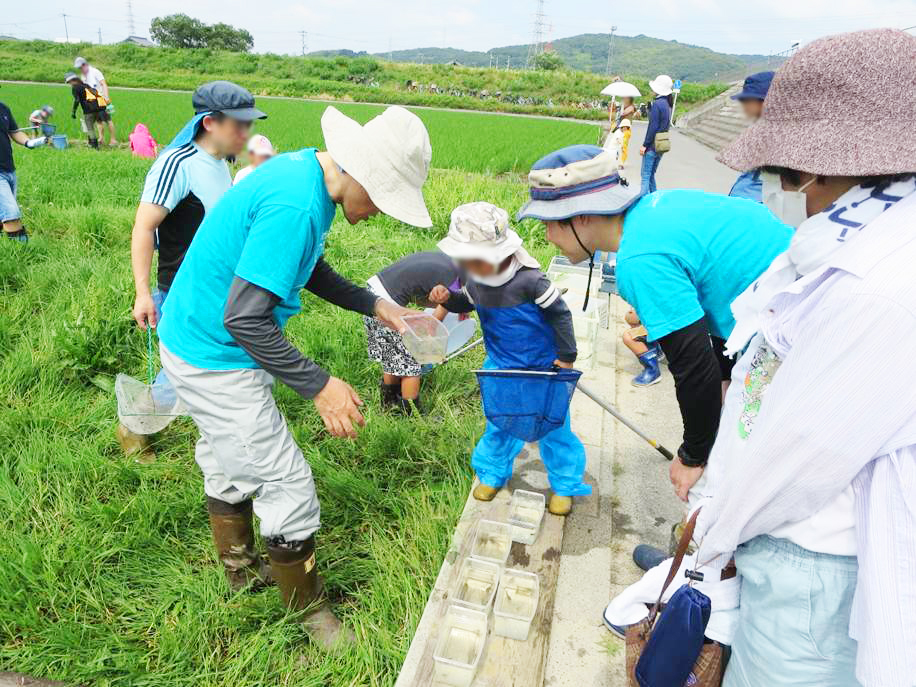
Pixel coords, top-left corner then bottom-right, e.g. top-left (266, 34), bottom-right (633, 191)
top-left (649, 74), bottom-right (674, 96)
top-left (247, 134), bottom-right (275, 157)
top-left (321, 105), bottom-right (432, 228)
top-left (619, 118), bottom-right (632, 128)
top-left (438, 201), bottom-right (540, 267)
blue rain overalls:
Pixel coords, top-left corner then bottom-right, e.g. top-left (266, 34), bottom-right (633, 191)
top-left (472, 299), bottom-right (591, 496)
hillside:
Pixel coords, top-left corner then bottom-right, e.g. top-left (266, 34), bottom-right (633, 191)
top-left (0, 39), bottom-right (728, 121)
top-left (311, 32), bottom-right (779, 83)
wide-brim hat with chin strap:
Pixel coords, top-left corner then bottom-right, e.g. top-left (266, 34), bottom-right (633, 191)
top-left (438, 201), bottom-right (540, 267)
top-left (516, 144), bottom-right (642, 222)
top-left (719, 28), bottom-right (916, 176)
top-left (321, 105), bottom-right (432, 228)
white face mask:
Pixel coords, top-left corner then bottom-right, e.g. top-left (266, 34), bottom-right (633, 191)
top-left (761, 172), bottom-right (816, 228)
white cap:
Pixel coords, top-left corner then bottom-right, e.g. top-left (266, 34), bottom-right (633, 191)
top-left (437, 201), bottom-right (540, 268)
top-left (74, 57), bottom-right (87, 68)
top-left (619, 118), bottom-right (632, 128)
top-left (247, 134), bottom-right (275, 157)
top-left (321, 105), bottom-right (432, 227)
top-left (649, 74), bottom-right (674, 96)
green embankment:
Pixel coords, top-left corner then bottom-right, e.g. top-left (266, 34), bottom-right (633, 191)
top-left (0, 39), bottom-right (728, 121)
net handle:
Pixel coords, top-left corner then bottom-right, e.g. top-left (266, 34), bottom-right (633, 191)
top-left (146, 325), bottom-right (155, 385)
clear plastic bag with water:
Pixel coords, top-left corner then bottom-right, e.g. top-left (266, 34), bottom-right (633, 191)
top-left (115, 326), bottom-right (185, 434)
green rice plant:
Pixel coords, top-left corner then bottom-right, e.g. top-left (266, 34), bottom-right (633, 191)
top-left (0, 140), bottom-right (558, 685)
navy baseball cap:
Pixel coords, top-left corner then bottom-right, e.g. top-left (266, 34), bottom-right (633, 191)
top-left (192, 80), bottom-right (266, 121)
top-left (731, 71), bottom-right (775, 101)
top-left (517, 145), bottom-right (641, 222)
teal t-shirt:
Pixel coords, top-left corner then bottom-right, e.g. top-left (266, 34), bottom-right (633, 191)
top-left (158, 149), bottom-right (336, 369)
top-left (616, 190), bottom-right (792, 341)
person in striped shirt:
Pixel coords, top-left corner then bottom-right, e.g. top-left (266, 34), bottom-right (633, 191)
top-left (121, 81), bottom-right (266, 460)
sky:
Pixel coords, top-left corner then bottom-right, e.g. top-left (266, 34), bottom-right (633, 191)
top-left (1, 0), bottom-right (915, 58)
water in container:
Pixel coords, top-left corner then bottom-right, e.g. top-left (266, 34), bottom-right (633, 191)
top-left (401, 313), bottom-right (449, 364)
top-left (508, 490), bottom-right (545, 545)
top-left (452, 557), bottom-right (500, 612)
top-left (433, 605), bottom-right (488, 687)
top-left (470, 519), bottom-right (512, 569)
top-left (493, 569), bottom-right (540, 641)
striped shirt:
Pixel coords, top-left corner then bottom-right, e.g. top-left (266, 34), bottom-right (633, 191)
top-left (140, 142), bottom-right (231, 290)
top-left (698, 192), bottom-right (916, 687)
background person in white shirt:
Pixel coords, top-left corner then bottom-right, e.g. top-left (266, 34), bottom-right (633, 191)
top-left (694, 28), bottom-right (916, 687)
top-left (233, 134), bottom-right (275, 184)
top-left (74, 57), bottom-right (116, 146)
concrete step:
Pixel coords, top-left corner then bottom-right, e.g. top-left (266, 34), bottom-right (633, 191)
top-left (682, 126), bottom-right (735, 153)
top-left (690, 120), bottom-right (741, 144)
top-left (704, 113), bottom-right (750, 134)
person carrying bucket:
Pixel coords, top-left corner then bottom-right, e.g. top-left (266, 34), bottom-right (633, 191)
top-left (429, 201), bottom-right (590, 516)
top-left (1, 96), bottom-right (48, 243)
top-left (121, 81), bottom-right (265, 462)
top-left (516, 145), bottom-right (791, 566)
top-left (156, 105), bottom-right (430, 649)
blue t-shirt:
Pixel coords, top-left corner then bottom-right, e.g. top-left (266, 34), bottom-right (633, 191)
top-left (616, 190), bottom-right (792, 341)
top-left (158, 149), bottom-right (336, 369)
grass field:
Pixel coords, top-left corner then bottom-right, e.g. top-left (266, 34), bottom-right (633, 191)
top-left (0, 101), bottom-right (565, 685)
top-left (1, 83), bottom-right (599, 176)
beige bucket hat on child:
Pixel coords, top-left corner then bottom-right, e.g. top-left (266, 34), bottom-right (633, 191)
top-left (321, 105), bottom-right (433, 227)
top-left (438, 201), bottom-right (540, 267)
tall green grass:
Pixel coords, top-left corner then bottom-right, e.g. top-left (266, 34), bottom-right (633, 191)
top-left (0, 143), bottom-right (558, 685)
top-left (1, 83), bottom-right (597, 176)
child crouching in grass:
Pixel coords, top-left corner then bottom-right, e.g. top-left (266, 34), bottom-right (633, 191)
top-left (365, 250), bottom-right (460, 414)
top-left (430, 201), bottom-right (590, 516)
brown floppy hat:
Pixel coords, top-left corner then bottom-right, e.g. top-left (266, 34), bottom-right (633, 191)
top-left (718, 28), bottom-right (916, 176)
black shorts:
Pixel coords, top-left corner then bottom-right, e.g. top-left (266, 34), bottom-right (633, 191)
top-left (711, 336), bottom-right (735, 381)
top-left (95, 109), bottom-right (111, 122)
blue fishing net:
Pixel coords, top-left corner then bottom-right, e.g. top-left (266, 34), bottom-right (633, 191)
top-left (475, 368), bottom-right (582, 442)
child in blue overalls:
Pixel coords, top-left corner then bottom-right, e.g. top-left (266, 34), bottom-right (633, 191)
top-left (430, 201), bottom-right (590, 515)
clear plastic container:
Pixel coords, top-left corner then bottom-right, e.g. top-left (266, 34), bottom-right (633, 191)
top-left (433, 605), bottom-right (488, 687)
top-left (508, 490), bottom-right (545, 545)
top-left (401, 313), bottom-right (449, 364)
top-left (470, 519), bottom-right (512, 569)
top-left (451, 557), bottom-right (500, 612)
top-left (493, 569), bottom-right (540, 641)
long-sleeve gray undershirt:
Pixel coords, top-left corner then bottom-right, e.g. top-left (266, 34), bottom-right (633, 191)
top-left (222, 258), bottom-right (379, 399)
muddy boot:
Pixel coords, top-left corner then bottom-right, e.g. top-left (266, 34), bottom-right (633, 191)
top-left (116, 423), bottom-right (156, 463)
top-left (548, 493), bottom-right (573, 516)
top-left (380, 382), bottom-right (401, 410)
top-left (472, 482), bottom-right (500, 502)
top-left (268, 537), bottom-right (356, 650)
top-left (207, 497), bottom-right (272, 592)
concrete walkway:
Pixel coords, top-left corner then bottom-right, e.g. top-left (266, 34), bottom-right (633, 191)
top-left (543, 127), bottom-right (735, 686)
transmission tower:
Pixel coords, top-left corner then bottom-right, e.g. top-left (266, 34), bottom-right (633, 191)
top-left (126, 0), bottom-right (136, 36)
top-left (525, 0), bottom-right (547, 69)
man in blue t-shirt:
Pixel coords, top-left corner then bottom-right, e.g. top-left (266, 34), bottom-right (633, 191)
top-left (158, 105), bottom-right (432, 649)
top-left (518, 145), bottom-right (791, 511)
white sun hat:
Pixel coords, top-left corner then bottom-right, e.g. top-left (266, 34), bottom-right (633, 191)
top-left (438, 201), bottom-right (540, 267)
top-left (619, 118), bottom-right (632, 128)
top-left (247, 134), bottom-right (275, 157)
top-left (321, 105), bottom-right (432, 228)
top-left (649, 74), bottom-right (674, 96)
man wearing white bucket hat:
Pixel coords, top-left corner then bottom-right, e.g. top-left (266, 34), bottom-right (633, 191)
top-left (157, 105), bottom-right (431, 649)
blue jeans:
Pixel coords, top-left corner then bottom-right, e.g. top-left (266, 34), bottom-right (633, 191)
top-left (640, 150), bottom-right (662, 194)
top-left (150, 289), bottom-right (178, 407)
top-left (0, 170), bottom-right (20, 222)
top-left (725, 536), bottom-right (861, 687)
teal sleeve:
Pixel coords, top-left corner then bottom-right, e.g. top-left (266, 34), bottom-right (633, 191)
top-left (617, 254), bottom-right (705, 341)
top-left (235, 204), bottom-right (316, 300)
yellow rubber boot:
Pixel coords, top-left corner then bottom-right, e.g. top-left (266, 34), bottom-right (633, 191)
top-left (548, 493), bottom-right (573, 516)
top-left (472, 483), bottom-right (500, 502)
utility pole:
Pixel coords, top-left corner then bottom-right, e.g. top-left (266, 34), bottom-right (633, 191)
top-left (605, 25), bottom-right (617, 76)
top-left (62, 14), bottom-right (69, 43)
top-left (525, 0), bottom-right (547, 69)
top-left (126, 0), bottom-right (136, 36)
top-left (488, 52), bottom-right (493, 68)
top-left (299, 30), bottom-right (307, 56)
top-left (98, 27), bottom-right (102, 44)
top-left (506, 56), bottom-right (511, 70)
top-left (388, 37), bottom-right (393, 62)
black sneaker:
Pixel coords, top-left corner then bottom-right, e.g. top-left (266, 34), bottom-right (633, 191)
top-left (3, 228), bottom-right (28, 243)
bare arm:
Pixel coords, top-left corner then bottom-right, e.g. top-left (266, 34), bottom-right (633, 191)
top-left (131, 202), bottom-right (169, 329)
top-left (98, 79), bottom-right (110, 101)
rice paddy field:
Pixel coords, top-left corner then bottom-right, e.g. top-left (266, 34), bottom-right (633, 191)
top-left (1, 83), bottom-right (599, 176)
top-left (0, 84), bottom-right (588, 686)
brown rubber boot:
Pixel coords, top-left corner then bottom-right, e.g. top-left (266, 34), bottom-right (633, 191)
top-left (116, 423), bottom-right (156, 464)
top-left (207, 497), bottom-right (272, 592)
top-left (268, 537), bottom-right (356, 650)
top-left (472, 482), bottom-right (500, 502)
top-left (548, 493), bottom-right (573, 516)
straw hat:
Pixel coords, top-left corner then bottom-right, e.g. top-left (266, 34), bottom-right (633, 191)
top-left (321, 106), bottom-right (432, 227)
top-left (719, 28), bottom-right (916, 176)
top-left (438, 202), bottom-right (539, 267)
top-left (649, 74), bottom-right (673, 96)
